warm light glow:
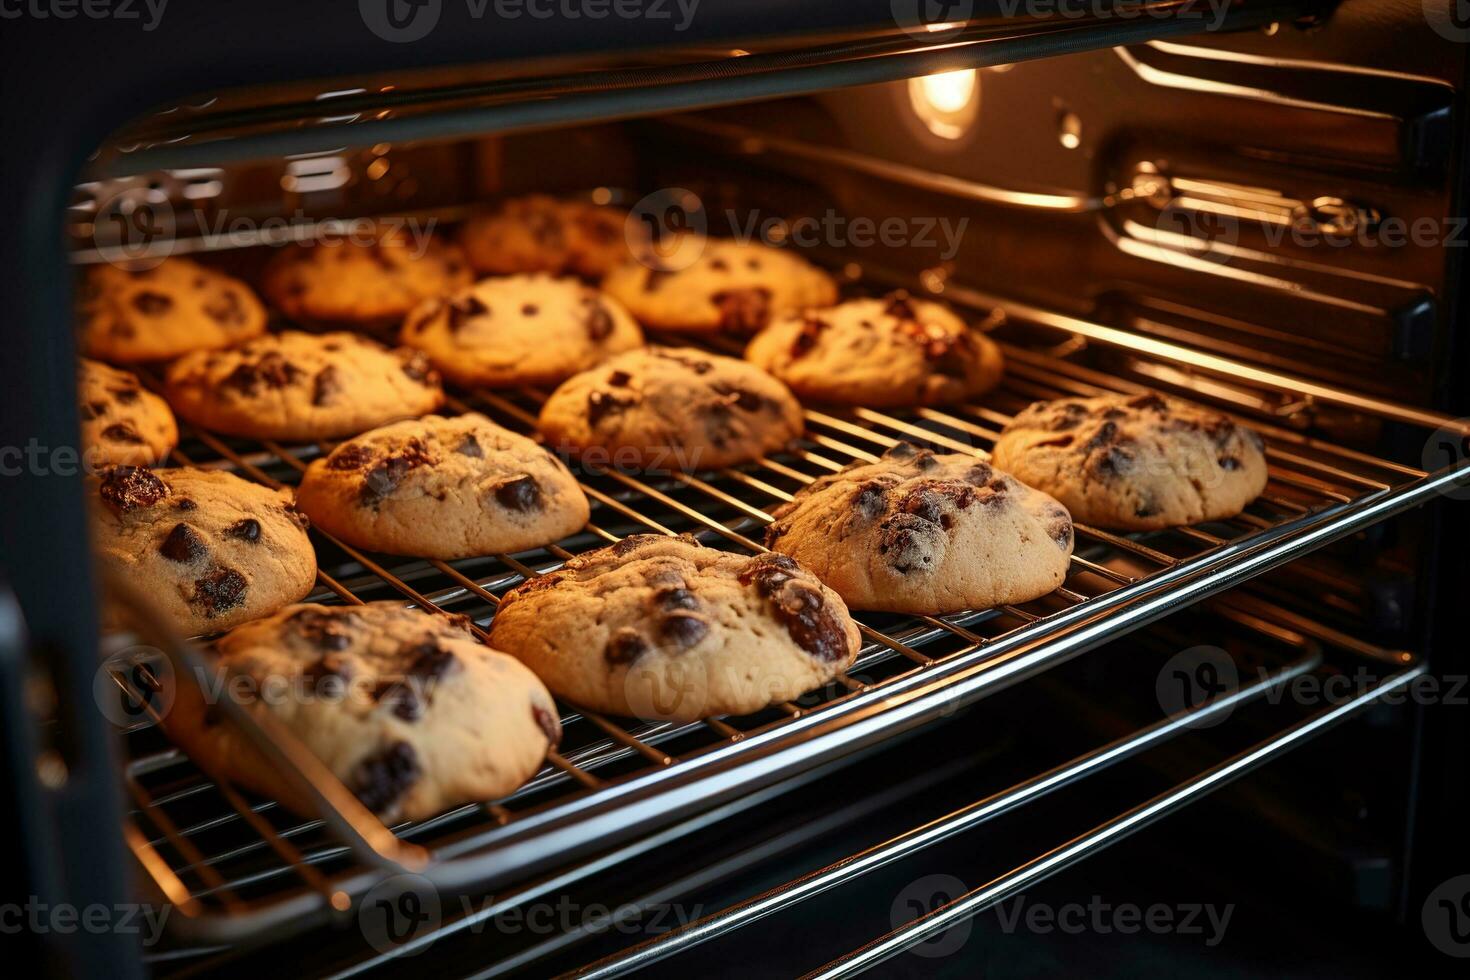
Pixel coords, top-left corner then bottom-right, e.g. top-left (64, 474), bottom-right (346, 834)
top-left (907, 70), bottom-right (980, 140)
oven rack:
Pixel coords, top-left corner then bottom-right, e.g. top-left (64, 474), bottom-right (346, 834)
top-left (112, 285), bottom-right (1468, 950)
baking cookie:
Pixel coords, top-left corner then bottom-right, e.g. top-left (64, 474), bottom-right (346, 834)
top-left (164, 602), bottom-right (560, 822)
top-left (489, 535), bottom-right (859, 721)
top-left (78, 257), bottom-right (268, 363)
top-left (297, 414), bottom-right (589, 559)
top-left (460, 195), bottom-right (639, 279)
top-left (602, 237), bottom-right (838, 335)
top-left (400, 274), bottom-right (644, 388)
top-left (262, 226), bottom-right (472, 335)
top-left (765, 443), bottom-right (1073, 614)
top-left (538, 347), bottom-right (804, 471)
top-left (90, 465), bottom-right (316, 636)
top-left (163, 331), bottom-right (444, 443)
top-left (745, 291), bottom-right (1004, 407)
top-left (77, 358), bottom-right (178, 467)
top-left (990, 393), bottom-right (1268, 531)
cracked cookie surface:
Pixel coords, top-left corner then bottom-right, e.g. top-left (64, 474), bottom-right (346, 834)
top-left (78, 257), bottom-right (267, 363)
top-left (90, 465), bottom-right (316, 636)
top-left (765, 444), bottom-right (1074, 614)
top-left (746, 292), bottom-right (1004, 407)
top-left (537, 347), bottom-right (804, 471)
top-left (164, 602), bottom-right (559, 822)
top-left (163, 330), bottom-right (444, 442)
top-left (489, 535), bottom-right (860, 721)
top-left (297, 413), bottom-right (589, 559)
top-left (401, 273), bottom-right (643, 388)
top-left (460, 195), bottom-right (639, 279)
top-left (603, 237), bottom-right (837, 335)
top-left (78, 358), bottom-right (178, 466)
top-left (990, 394), bottom-right (1267, 531)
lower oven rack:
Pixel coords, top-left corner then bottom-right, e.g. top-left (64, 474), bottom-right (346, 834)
top-left (109, 278), bottom-right (1469, 951)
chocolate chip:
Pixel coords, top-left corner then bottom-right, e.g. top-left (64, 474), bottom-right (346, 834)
top-left (349, 742), bottom-right (420, 816)
top-left (312, 365), bottom-right (341, 407)
top-left (878, 514), bottom-right (939, 574)
top-left (456, 434), bottom-right (483, 458)
top-left (709, 257), bottom-right (729, 271)
top-left (159, 523), bottom-right (207, 563)
top-left (1046, 508), bottom-right (1074, 550)
top-left (607, 370), bottom-right (632, 387)
top-left (656, 587), bottom-right (698, 611)
top-left (965, 463), bottom-right (994, 485)
top-left (447, 294), bottom-right (488, 332)
top-left (291, 608), bottom-right (353, 651)
top-left (852, 481), bottom-right (889, 520)
top-left (899, 486), bottom-right (944, 526)
top-left (587, 390), bottom-right (635, 427)
top-left (494, 475), bottom-right (542, 511)
top-left (586, 304), bottom-right (613, 340)
top-left (329, 444), bottom-right (376, 470)
top-left (532, 704), bottom-right (560, 745)
top-left (224, 352), bottom-right (304, 396)
top-left (1079, 420), bottom-right (1119, 455)
top-left (401, 352), bottom-right (436, 385)
top-left (202, 290), bottom-right (245, 326)
top-left (110, 387), bottom-right (140, 405)
top-left (175, 498), bottom-right (197, 511)
top-left (521, 303), bottom-right (539, 317)
top-left (99, 465), bottom-right (168, 511)
top-left (102, 423), bottom-right (144, 444)
top-left (1046, 403), bottom-right (1089, 432)
top-left (359, 440), bottom-right (434, 505)
top-left (1094, 446), bottom-right (1135, 478)
top-left (1135, 499), bottom-right (1160, 518)
top-left (791, 315), bottom-right (829, 359)
top-left (650, 349), bottom-right (713, 374)
top-left (225, 518), bottom-right (261, 542)
top-left (191, 567), bottom-right (247, 616)
top-left (711, 287), bottom-right (772, 333)
top-left (131, 291), bottom-right (173, 315)
top-left (660, 612), bottom-right (709, 648)
top-left (711, 383), bottom-right (765, 413)
top-left (605, 627), bottom-right (648, 665)
top-left (739, 554), bottom-right (850, 662)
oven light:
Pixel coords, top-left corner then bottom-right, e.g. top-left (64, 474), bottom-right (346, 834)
top-left (907, 69), bottom-right (979, 140)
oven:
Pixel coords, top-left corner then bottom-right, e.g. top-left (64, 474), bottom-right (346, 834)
top-left (2, 1), bottom-right (1468, 977)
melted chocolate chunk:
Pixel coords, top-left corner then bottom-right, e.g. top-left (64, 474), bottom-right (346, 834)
top-left (159, 523), bottom-right (207, 563)
top-left (587, 390), bottom-right (635, 427)
top-left (965, 463), bottom-right (994, 485)
top-left (1046, 403), bottom-right (1089, 432)
top-left (203, 290), bottom-right (245, 326)
top-left (878, 514), bottom-right (939, 574)
top-left (175, 498), bottom-right (197, 511)
top-left (1046, 509), bottom-right (1074, 550)
top-left (447, 294), bottom-right (488, 332)
top-left (660, 612), bottom-right (709, 648)
top-left (191, 567), bottom-right (247, 616)
top-left (456, 433), bottom-right (483, 458)
top-left (791, 315), bottom-right (829, 358)
top-left (711, 382), bottom-right (765, 413)
top-left (607, 369), bottom-right (632, 387)
top-left (532, 704), bottom-right (560, 745)
top-left (131, 291), bottom-right (173, 315)
top-left (224, 352), bottom-right (304, 396)
top-left (359, 440), bottom-right (434, 505)
top-left (312, 365), bottom-right (341, 407)
top-left (495, 475), bottom-right (542, 511)
top-left (712, 287), bottom-right (772, 333)
top-left (739, 554), bottom-right (849, 662)
top-left (1079, 420), bottom-right (1119, 455)
top-left (586, 304), bottom-right (613, 340)
top-left (605, 627), bottom-right (648, 665)
top-left (852, 481), bottom-right (889, 520)
top-left (330, 444), bottom-right (376, 471)
top-left (291, 608), bottom-right (353, 651)
top-left (110, 387), bottom-right (141, 405)
top-left (656, 586), bottom-right (698, 611)
top-left (102, 422), bottom-right (144, 444)
top-left (225, 518), bottom-right (261, 542)
top-left (650, 349), bottom-right (713, 374)
top-left (100, 466), bottom-right (168, 511)
top-left (350, 742), bottom-right (421, 816)
top-left (1094, 446), bottom-right (1135, 478)
top-left (898, 485), bottom-right (944, 526)
top-left (401, 352), bottom-right (435, 385)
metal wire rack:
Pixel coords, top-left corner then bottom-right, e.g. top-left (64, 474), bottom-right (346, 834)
top-left (106, 279), bottom-right (1468, 952)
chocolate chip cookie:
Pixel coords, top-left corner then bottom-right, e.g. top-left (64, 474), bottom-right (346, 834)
top-left (766, 444), bottom-right (1074, 614)
top-left (91, 465), bottom-right (317, 636)
top-left (400, 274), bottom-right (644, 388)
top-left (77, 358), bottom-right (178, 467)
top-left (602, 237), bottom-right (838, 335)
top-left (460, 195), bottom-right (639, 279)
top-left (990, 393), bottom-right (1268, 530)
top-left (745, 291), bottom-right (1005, 407)
top-left (489, 535), bottom-right (859, 721)
top-left (78, 257), bottom-right (268, 363)
top-left (296, 414), bottom-right (590, 559)
top-left (537, 347), bottom-right (805, 472)
top-left (262, 225), bottom-right (472, 335)
top-left (164, 602), bottom-right (560, 822)
top-left (162, 331), bottom-right (444, 442)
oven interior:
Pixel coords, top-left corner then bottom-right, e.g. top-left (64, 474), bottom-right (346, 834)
top-left (27, 16), bottom-right (1470, 979)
